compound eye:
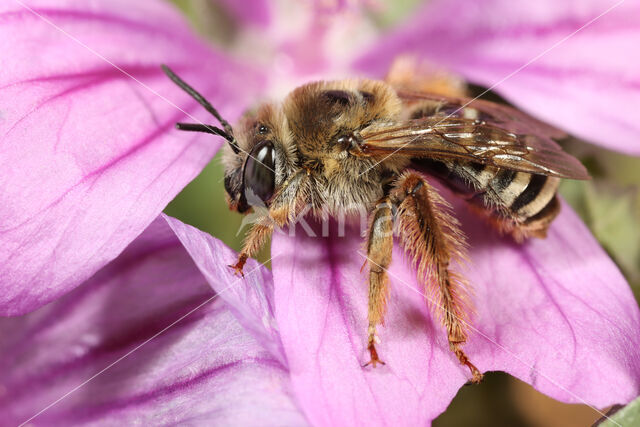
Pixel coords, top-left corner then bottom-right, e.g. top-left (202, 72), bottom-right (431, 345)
top-left (242, 140), bottom-right (275, 205)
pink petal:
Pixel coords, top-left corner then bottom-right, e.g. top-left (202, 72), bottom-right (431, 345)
top-left (251, 2), bottom-right (379, 91)
top-left (164, 214), bottom-right (286, 364)
top-left (271, 199), bottom-right (640, 424)
top-left (0, 217), bottom-right (305, 425)
top-left (0, 0), bottom-right (263, 315)
top-left (459, 198), bottom-right (640, 406)
top-left (354, 0), bottom-right (640, 155)
top-left (271, 222), bottom-right (466, 425)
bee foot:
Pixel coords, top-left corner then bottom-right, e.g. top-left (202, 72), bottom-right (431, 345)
top-left (452, 344), bottom-right (483, 383)
top-left (363, 342), bottom-right (386, 368)
top-left (468, 364), bottom-right (484, 384)
top-left (227, 263), bottom-right (245, 278)
top-left (228, 253), bottom-right (248, 278)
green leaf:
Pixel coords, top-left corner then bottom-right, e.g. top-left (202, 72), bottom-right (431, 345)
top-left (560, 180), bottom-right (640, 292)
top-left (369, 0), bottom-right (423, 28)
top-left (597, 396), bottom-right (640, 427)
top-left (584, 185), bottom-right (640, 280)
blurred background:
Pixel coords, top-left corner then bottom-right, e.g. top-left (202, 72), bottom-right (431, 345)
top-left (164, 1), bottom-right (639, 426)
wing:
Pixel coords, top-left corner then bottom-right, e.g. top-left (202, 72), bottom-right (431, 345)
top-left (357, 91), bottom-right (589, 180)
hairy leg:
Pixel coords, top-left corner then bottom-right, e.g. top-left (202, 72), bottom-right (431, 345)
top-left (230, 173), bottom-right (312, 276)
top-left (229, 223), bottom-right (273, 276)
top-left (364, 198), bottom-right (395, 367)
top-left (391, 171), bottom-right (483, 383)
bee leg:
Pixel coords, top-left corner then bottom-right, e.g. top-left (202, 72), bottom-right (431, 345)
top-left (229, 253), bottom-right (248, 278)
top-left (363, 198), bottom-right (395, 368)
top-left (391, 172), bottom-right (483, 383)
top-left (228, 223), bottom-right (273, 277)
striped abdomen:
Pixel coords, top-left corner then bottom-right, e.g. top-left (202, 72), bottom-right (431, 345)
top-left (416, 159), bottom-right (561, 240)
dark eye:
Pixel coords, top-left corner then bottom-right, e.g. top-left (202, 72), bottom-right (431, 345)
top-left (242, 141), bottom-right (275, 205)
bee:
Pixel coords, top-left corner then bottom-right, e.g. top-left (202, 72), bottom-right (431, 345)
top-left (162, 64), bottom-right (589, 383)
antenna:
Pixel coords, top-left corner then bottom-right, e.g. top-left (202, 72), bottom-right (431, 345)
top-left (161, 64), bottom-right (240, 154)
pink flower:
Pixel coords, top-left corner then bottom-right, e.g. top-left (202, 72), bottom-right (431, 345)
top-left (1, 0), bottom-right (639, 424)
top-left (0, 217), bottom-right (305, 424)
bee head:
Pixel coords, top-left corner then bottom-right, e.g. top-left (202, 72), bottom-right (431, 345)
top-left (222, 119), bottom-right (277, 214)
top-left (161, 64), bottom-right (278, 214)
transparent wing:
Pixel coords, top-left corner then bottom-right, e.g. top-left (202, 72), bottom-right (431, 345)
top-left (358, 91), bottom-right (589, 180)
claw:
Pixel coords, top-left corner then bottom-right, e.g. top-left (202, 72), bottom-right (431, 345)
top-left (363, 342), bottom-right (386, 368)
top-left (359, 259), bottom-right (368, 274)
top-left (467, 363), bottom-right (484, 384)
top-left (228, 263), bottom-right (245, 278)
top-left (228, 253), bottom-right (248, 278)
top-left (452, 343), bottom-right (483, 384)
